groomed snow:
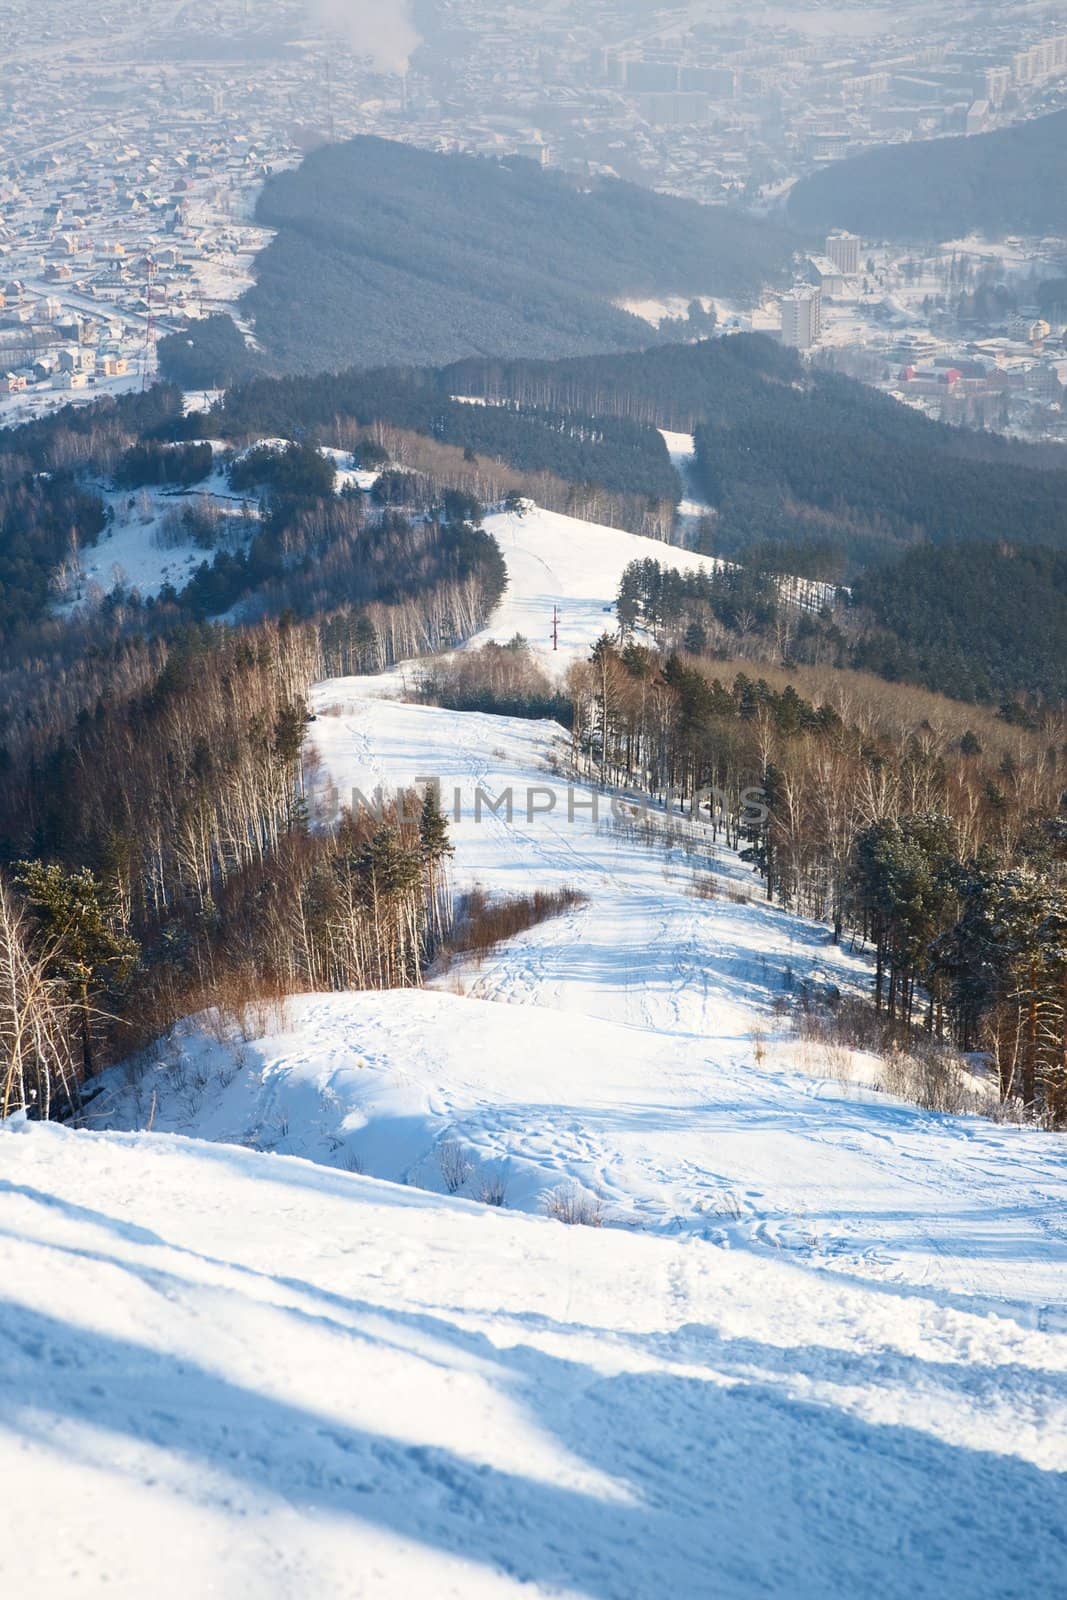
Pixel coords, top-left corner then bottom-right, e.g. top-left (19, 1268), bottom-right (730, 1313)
top-left (474, 502), bottom-right (717, 671)
top-left (659, 428), bottom-right (714, 525)
top-left (2, 1121), bottom-right (1065, 1600)
top-left (95, 986), bottom-right (1067, 1320)
top-left (132, 688), bottom-right (1057, 1320)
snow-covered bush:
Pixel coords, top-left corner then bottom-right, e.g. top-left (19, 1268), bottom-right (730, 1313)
top-left (542, 1182), bottom-right (603, 1227)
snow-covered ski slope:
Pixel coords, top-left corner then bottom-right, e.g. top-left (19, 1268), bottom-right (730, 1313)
top-left (476, 502), bottom-right (716, 671)
top-left (660, 428), bottom-right (715, 524)
top-left (95, 983), bottom-right (1067, 1314)
top-left (288, 692), bottom-right (1067, 1313)
top-left (473, 500), bottom-right (834, 670)
top-left (5, 495), bottom-right (1067, 1597)
top-left (3, 1121), bottom-right (1066, 1600)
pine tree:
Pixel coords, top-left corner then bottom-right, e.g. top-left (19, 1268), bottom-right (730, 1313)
top-left (419, 786), bottom-right (454, 949)
top-left (351, 827), bottom-right (425, 988)
top-left (936, 868), bottom-right (1067, 1115)
top-left (16, 862), bottom-right (139, 1077)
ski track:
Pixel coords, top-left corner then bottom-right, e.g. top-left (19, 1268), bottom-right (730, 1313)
top-left (93, 689), bottom-right (1067, 1331)
top-left (4, 500), bottom-right (1067, 1597)
top-left (471, 502), bottom-right (719, 673)
top-left (4, 1123), bottom-right (1067, 1598)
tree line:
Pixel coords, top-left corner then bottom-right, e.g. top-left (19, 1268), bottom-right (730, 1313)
top-left (0, 619), bottom-right (456, 1120)
top-left (562, 637), bottom-right (1067, 1123)
top-left (786, 107), bottom-right (1067, 243)
top-left (168, 367), bottom-right (680, 510)
top-left (618, 546), bottom-right (1067, 709)
top-left (241, 135), bottom-right (789, 373)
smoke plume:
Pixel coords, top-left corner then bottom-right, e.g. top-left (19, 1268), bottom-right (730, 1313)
top-left (311, 0), bottom-right (421, 75)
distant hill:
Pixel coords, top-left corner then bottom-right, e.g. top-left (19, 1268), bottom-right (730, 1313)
top-left (786, 110), bottom-right (1067, 242)
top-left (244, 136), bottom-right (793, 373)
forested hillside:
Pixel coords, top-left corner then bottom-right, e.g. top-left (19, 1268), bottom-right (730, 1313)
top-left (850, 544), bottom-right (1067, 703)
top-left (242, 136), bottom-right (792, 371)
top-left (688, 349), bottom-right (1067, 575)
top-left (7, 333), bottom-right (1067, 721)
top-left (157, 313), bottom-right (265, 391)
top-left (441, 334), bottom-right (1067, 576)
top-left (616, 542), bottom-right (1067, 706)
top-left (175, 367), bottom-right (680, 508)
top-left (786, 109), bottom-right (1067, 241)
top-left (166, 335), bottom-right (1067, 577)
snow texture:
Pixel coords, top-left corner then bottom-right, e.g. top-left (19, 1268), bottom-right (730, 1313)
top-left (2, 1120), bottom-right (1065, 1599)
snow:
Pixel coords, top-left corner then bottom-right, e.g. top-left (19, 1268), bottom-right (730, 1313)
top-left (58, 508), bottom-right (208, 604)
top-left (53, 443), bottom-right (380, 612)
top-left (0, 369), bottom-right (144, 428)
top-left (613, 294), bottom-right (717, 328)
top-left (182, 387), bottom-right (225, 416)
top-left (473, 502), bottom-right (717, 671)
top-left (659, 428), bottom-right (715, 523)
top-left (54, 456), bottom-right (256, 610)
top-left (92, 691), bottom-right (1067, 1323)
top-left (94, 984), bottom-right (1067, 1317)
top-left (229, 440), bottom-right (381, 494)
top-left (2, 1118), bottom-right (1065, 1599)
top-left (318, 444), bottom-right (382, 493)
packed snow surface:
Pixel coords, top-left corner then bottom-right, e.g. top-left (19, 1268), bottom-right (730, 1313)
top-left (104, 688), bottom-right (1054, 1320)
top-left (2, 1121), bottom-right (1066, 1600)
top-left (474, 502), bottom-right (716, 671)
top-left (7, 492), bottom-right (1067, 1596)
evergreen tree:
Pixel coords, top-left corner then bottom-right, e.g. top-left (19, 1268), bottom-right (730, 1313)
top-left (350, 827), bottom-right (425, 987)
top-left (419, 786), bottom-right (454, 948)
top-left (16, 862), bottom-right (139, 1077)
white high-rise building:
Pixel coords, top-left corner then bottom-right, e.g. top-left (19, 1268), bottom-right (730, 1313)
top-left (780, 288), bottom-right (822, 350)
top-left (826, 232), bottom-right (861, 276)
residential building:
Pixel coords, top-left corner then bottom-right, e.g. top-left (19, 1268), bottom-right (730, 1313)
top-left (781, 288), bottom-right (822, 350)
top-left (826, 232), bottom-right (861, 276)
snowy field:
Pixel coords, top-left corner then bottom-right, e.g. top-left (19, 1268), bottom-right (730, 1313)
top-left (51, 443), bottom-right (254, 610)
top-left (4, 477), bottom-right (1067, 1596)
top-left (53, 443), bottom-right (380, 613)
top-left (5, 1121), bottom-right (1065, 1600)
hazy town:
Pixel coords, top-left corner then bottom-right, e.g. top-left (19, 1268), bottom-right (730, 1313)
top-left (2, 1), bottom-right (1066, 432)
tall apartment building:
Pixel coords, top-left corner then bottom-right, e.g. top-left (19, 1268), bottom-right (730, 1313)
top-left (679, 65), bottom-right (736, 97)
top-left (780, 288), bottom-right (822, 350)
top-left (985, 66), bottom-right (1011, 105)
top-left (826, 232), bottom-right (861, 275)
top-left (1013, 34), bottom-right (1067, 85)
top-left (624, 59), bottom-right (679, 93)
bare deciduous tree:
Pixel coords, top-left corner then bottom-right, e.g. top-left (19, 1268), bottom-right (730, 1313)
top-left (0, 878), bottom-right (79, 1121)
